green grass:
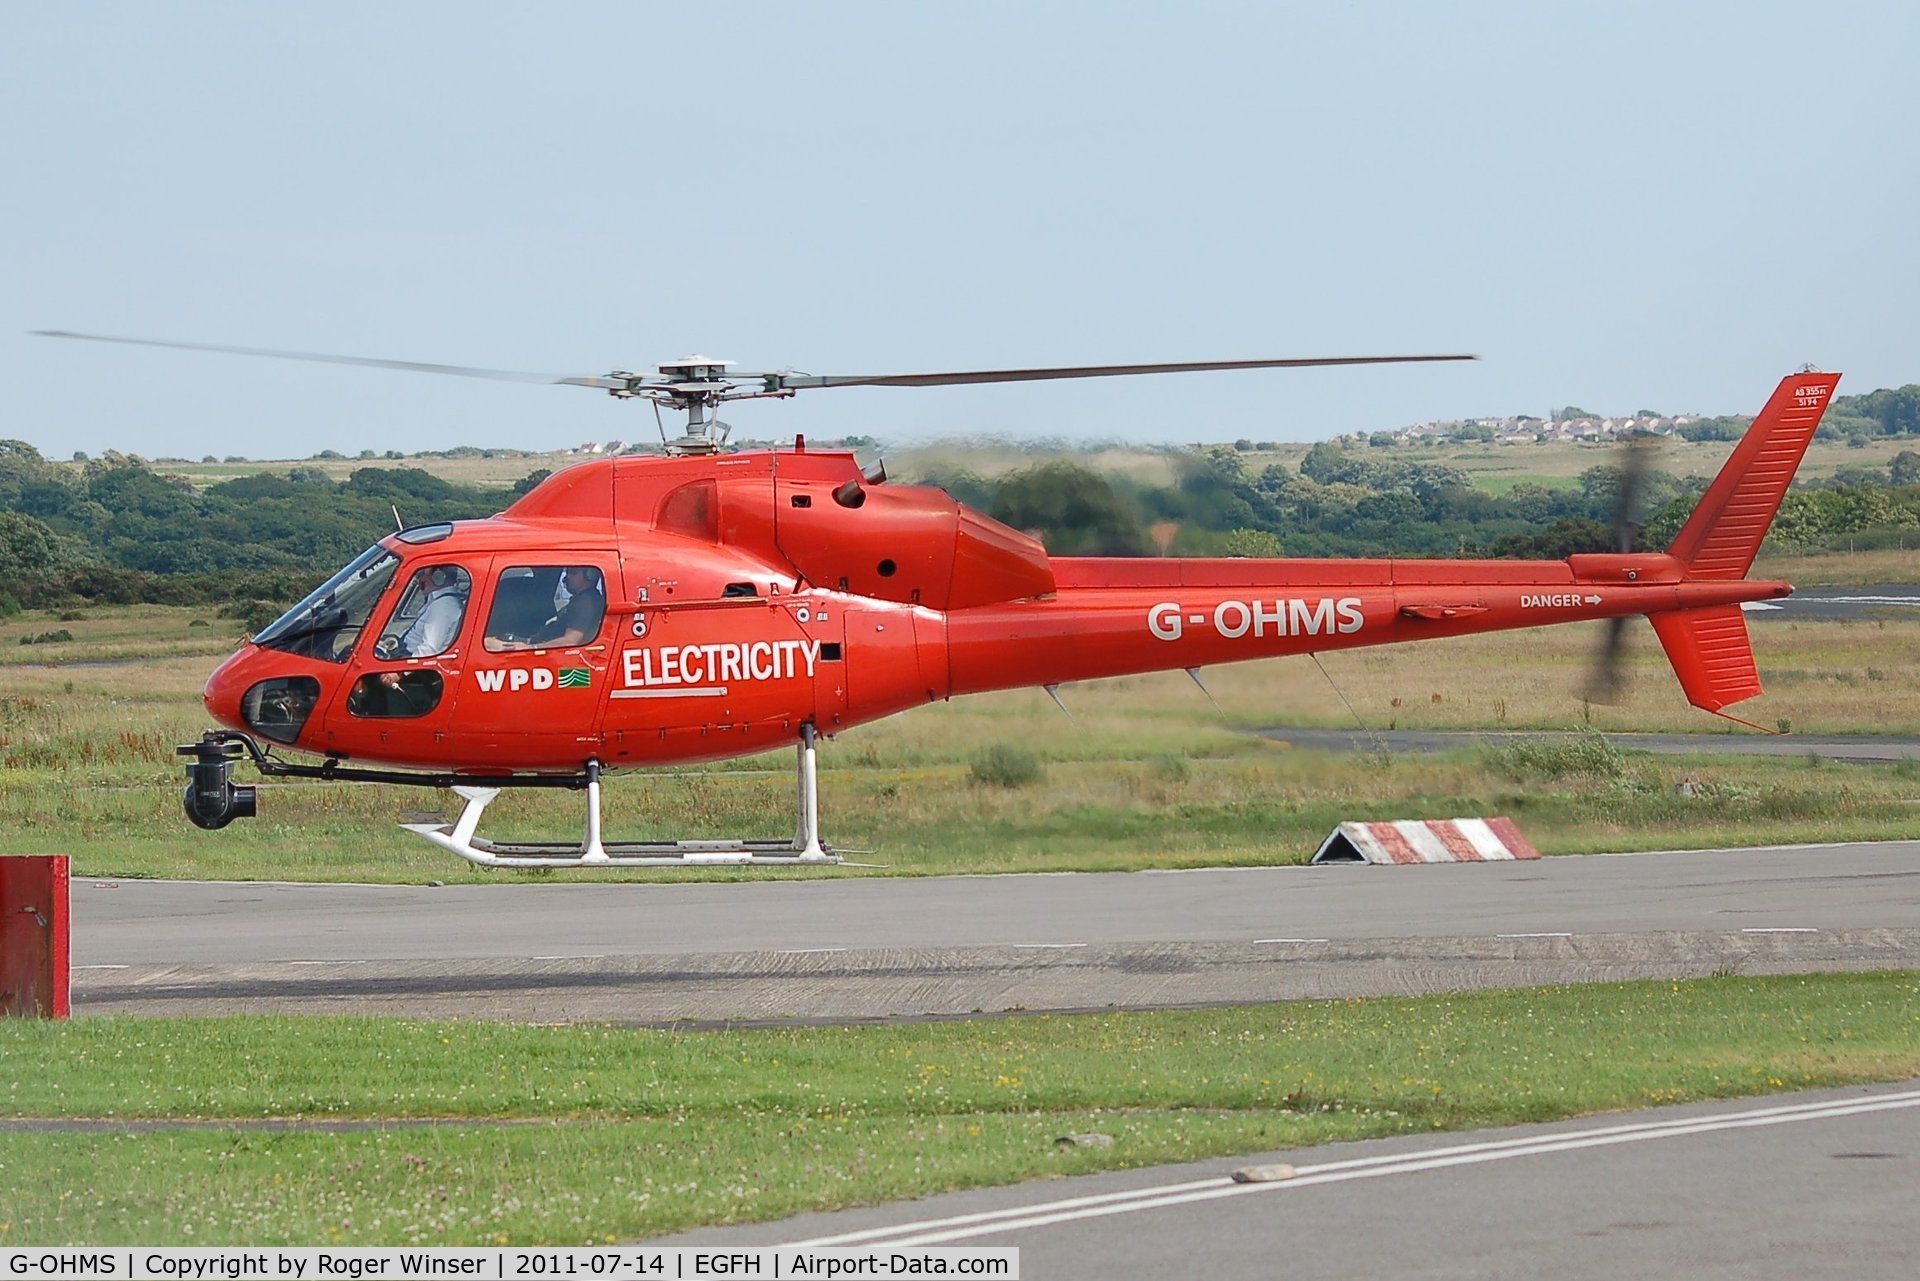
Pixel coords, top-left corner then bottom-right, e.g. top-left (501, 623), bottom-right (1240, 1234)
top-left (0, 605), bottom-right (245, 666)
top-left (2, 973), bottom-right (1917, 1244)
top-left (6, 742), bottom-right (1920, 882)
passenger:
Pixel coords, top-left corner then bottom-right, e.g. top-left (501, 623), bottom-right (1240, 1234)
top-left (497, 566), bottom-right (605, 650)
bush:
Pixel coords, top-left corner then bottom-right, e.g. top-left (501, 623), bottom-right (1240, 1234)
top-left (1148, 753), bottom-right (1191, 783)
top-left (970, 744), bottom-right (1045, 788)
top-left (1483, 730), bottom-right (1626, 781)
top-left (18, 629), bottom-right (74, 646)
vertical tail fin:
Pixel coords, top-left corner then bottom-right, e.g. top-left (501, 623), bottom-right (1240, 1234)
top-left (1665, 371), bottom-right (1841, 577)
top-left (1650, 370), bottom-right (1840, 726)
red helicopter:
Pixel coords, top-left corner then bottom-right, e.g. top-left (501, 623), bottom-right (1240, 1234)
top-left (37, 333), bottom-right (1842, 867)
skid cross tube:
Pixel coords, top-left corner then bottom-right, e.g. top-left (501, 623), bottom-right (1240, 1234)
top-left (185, 729), bottom-right (842, 869)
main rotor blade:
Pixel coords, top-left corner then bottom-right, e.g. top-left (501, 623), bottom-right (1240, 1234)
top-left (33, 332), bottom-right (1477, 399)
top-left (755, 353), bottom-right (1477, 391)
top-left (30, 330), bottom-right (624, 388)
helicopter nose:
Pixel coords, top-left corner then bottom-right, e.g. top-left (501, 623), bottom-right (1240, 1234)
top-left (202, 645), bottom-right (331, 747)
top-left (202, 648), bottom-right (252, 732)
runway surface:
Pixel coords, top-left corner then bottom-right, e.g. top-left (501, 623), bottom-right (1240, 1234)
top-left (71, 839), bottom-right (1920, 1022)
top-left (1745, 583), bottom-right (1920, 620)
top-left (656, 1079), bottom-right (1920, 1280)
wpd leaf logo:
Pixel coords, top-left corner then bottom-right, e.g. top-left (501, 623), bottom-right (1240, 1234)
top-left (557, 667), bottom-right (592, 689)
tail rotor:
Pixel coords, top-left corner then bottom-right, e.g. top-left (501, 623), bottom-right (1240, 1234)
top-left (1584, 433), bottom-right (1657, 704)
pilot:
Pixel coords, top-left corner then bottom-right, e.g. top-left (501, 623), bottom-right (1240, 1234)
top-left (361, 566), bottom-right (466, 712)
top-left (497, 566), bottom-right (605, 650)
top-left (387, 566), bottom-right (466, 658)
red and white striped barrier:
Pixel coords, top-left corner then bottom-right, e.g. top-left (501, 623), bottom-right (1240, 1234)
top-left (1312, 818), bottom-right (1539, 865)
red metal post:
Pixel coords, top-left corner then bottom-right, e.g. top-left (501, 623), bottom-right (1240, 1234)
top-left (0, 855), bottom-right (71, 1018)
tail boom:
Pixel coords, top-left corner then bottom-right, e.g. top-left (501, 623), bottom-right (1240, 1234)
top-left (939, 372), bottom-right (1838, 722)
top-left (942, 571), bottom-right (1786, 698)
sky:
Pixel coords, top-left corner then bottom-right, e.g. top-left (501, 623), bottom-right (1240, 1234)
top-left (4, 1), bottom-right (1917, 462)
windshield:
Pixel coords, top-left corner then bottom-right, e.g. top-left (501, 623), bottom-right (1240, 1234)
top-left (253, 545), bottom-right (401, 663)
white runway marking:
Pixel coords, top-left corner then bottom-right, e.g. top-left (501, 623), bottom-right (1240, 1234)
top-left (1741, 927), bottom-right (1818, 934)
top-left (780, 948), bottom-right (849, 955)
top-left (72, 964), bottom-right (129, 971)
top-left (1810, 595), bottom-right (1920, 606)
top-left (1598, 839), bottom-right (1920, 859)
top-left (1498, 932), bottom-right (1572, 939)
top-left (1253, 938), bottom-right (1328, 944)
top-left (1008, 943), bottom-right (1087, 949)
top-left (790, 1088), bottom-right (1920, 1248)
top-left (531, 954), bottom-right (605, 961)
top-left (284, 959), bottom-right (370, 966)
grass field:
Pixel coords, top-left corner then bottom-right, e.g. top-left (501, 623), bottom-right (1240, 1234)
top-left (1754, 546), bottom-right (1920, 586)
top-left (2, 973), bottom-right (1916, 1244)
top-left (1384, 433), bottom-right (1919, 487)
top-left (1, 601), bottom-right (1916, 882)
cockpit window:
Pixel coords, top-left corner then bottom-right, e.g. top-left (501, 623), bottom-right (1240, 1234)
top-left (254, 545), bottom-right (400, 663)
top-left (484, 565), bottom-right (607, 651)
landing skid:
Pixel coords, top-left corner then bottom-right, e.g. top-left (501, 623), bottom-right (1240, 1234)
top-left (404, 724), bottom-right (851, 869)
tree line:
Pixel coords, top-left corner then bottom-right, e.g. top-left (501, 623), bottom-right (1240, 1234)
top-left (927, 442), bottom-right (1920, 561)
top-left (3, 423), bottom-right (1917, 617)
top-left (0, 442), bottom-right (547, 616)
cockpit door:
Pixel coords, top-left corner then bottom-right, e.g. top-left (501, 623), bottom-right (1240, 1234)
top-left (449, 556), bottom-right (616, 769)
top-left (317, 560), bottom-right (473, 767)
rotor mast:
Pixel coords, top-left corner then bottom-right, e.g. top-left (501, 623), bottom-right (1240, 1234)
top-left (600, 356), bottom-right (752, 455)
